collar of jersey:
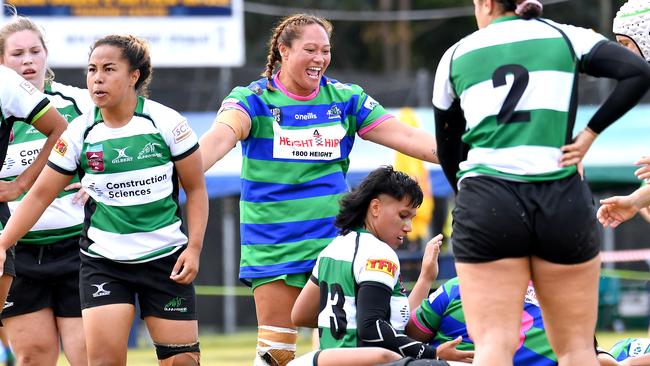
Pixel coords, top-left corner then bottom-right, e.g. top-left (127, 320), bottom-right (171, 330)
top-left (353, 227), bottom-right (371, 234)
top-left (491, 15), bottom-right (519, 25)
top-left (273, 71), bottom-right (320, 101)
top-left (93, 95), bottom-right (146, 123)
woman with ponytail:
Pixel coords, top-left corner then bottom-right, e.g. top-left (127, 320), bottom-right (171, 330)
top-left (200, 13), bottom-right (440, 366)
top-left (433, 0), bottom-right (650, 365)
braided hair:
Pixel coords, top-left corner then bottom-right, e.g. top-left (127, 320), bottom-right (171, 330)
top-left (261, 14), bottom-right (332, 91)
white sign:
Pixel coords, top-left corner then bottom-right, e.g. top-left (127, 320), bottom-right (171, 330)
top-left (3, 0), bottom-right (244, 67)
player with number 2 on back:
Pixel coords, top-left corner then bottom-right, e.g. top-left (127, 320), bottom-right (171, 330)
top-left (432, 0), bottom-right (650, 365)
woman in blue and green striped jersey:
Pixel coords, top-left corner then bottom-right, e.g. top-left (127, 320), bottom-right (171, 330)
top-left (200, 13), bottom-right (440, 366)
top-left (408, 278), bottom-right (556, 366)
top-left (0, 15), bottom-right (93, 366)
top-left (432, 0), bottom-right (650, 366)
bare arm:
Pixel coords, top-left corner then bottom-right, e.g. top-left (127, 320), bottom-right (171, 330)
top-left (291, 279), bottom-right (320, 328)
top-left (0, 166), bottom-right (72, 252)
top-left (408, 234), bottom-right (442, 312)
top-left (170, 148), bottom-right (209, 284)
top-left (598, 185), bottom-right (650, 228)
top-left (199, 109), bottom-right (251, 172)
top-left (0, 108), bottom-right (67, 201)
top-left (363, 117), bottom-right (439, 164)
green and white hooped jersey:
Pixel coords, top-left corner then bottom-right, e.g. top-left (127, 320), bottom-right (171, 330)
top-left (433, 16), bottom-right (606, 183)
top-left (313, 230), bottom-right (409, 349)
top-left (0, 65), bottom-right (51, 172)
top-left (47, 96), bottom-right (199, 263)
top-left (0, 81), bottom-right (92, 245)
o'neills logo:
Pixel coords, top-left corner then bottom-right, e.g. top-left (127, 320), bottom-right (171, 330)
top-left (86, 144), bottom-right (104, 172)
top-left (366, 258), bottom-right (398, 277)
top-left (294, 112), bottom-right (317, 121)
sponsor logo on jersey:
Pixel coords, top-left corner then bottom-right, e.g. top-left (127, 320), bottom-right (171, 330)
top-left (172, 120), bottom-right (192, 144)
top-left (270, 107), bottom-right (281, 123)
top-left (87, 182), bottom-right (105, 197)
top-left (54, 138), bottom-right (68, 156)
top-left (365, 258), bottom-right (398, 277)
top-left (86, 144), bottom-right (104, 172)
top-left (164, 296), bottom-right (188, 312)
top-left (19, 147), bottom-right (42, 166)
top-left (331, 82), bottom-right (352, 90)
top-left (249, 83), bottom-right (264, 96)
top-left (111, 147), bottom-right (133, 164)
top-left (1, 157), bottom-right (15, 171)
top-left (524, 285), bottom-right (539, 306)
top-left (137, 142), bottom-right (162, 160)
top-left (20, 80), bottom-right (36, 95)
top-left (327, 105), bottom-right (341, 119)
top-left (313, 129), bottom-right (323, 146)
top-left (294, 112), bottom-right (317, 121)
top-left (104, 173), bottom-right (167, 199)
top-left (25, 126), bottom-right (39, 134)
top-left (363, 96), bottom-right (379, 111)
top-left (91, 282), bottom-right (111, 297)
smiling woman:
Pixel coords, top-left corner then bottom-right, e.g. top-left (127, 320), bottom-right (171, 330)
top-left (198, 13), bottom-right (443, 365)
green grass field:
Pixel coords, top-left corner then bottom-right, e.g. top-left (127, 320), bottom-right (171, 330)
top-left (54, 329), bottom-right (649, 365)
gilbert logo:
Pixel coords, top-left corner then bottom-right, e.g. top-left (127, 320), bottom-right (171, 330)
top-left (112, 147), bottom-right (133, 164)
top-left (365, 258), bottom-right (398, 277)
top-left (91, 282), bottom-right (111, 298)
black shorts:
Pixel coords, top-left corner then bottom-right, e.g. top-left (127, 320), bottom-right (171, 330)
top-left (0, 202), bottom-right (15, 278)
top-left (79, 247), bottom-right (196, 321)
top-left (452, 174), bottom-right (601, 264)
top-left (3, 237), bottom-right (81, 319)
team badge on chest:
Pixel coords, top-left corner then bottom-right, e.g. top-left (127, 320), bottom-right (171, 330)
top-left (86, 144), bottom-right (105, 172)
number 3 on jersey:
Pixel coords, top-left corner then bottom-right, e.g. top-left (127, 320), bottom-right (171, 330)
top-left (492, 64), bottom-right (531, 124)
top-left (319, 281), bottom-right (347, 339)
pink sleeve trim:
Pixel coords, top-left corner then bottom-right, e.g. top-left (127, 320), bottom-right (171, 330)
top-left (358, 114), bottom-right (393, 138)
top-left (220, 102), bottom-right (248, 115)
top-left (410, 311), bottom-right (434, 335)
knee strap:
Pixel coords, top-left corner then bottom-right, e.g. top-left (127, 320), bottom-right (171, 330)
top-left (154, 341), bottom-right (200, 361)
top-left (257, 326), bottom-right (297, 366)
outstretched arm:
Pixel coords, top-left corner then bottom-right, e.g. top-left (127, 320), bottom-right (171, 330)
top-left (597, 185), bottom-right (650, 227)
top-left (363, 117), bottom-right (439, 164)
top-left (199, 109), bottom-right (250, 172)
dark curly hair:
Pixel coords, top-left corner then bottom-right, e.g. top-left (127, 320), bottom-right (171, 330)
top-left (335, 166), bottom-right (423, 235)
